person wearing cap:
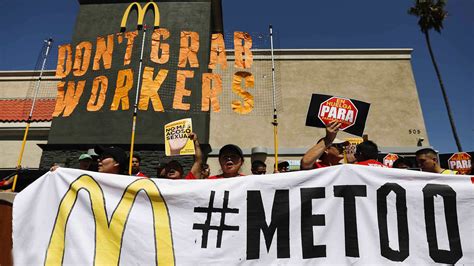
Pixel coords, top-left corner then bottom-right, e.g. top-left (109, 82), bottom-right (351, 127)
top-left (161, 132), bottom-right (204, 179)
top-left (78, 154), bottom-right (93, 171)
top-left (163, 160), bottom-right (185, 179)
top-left (251, 160), bottom-right (267, 175)
top-left (301, 121), bottom-right (348, 169)
top-left (275, 160), bottom-right (290, 173)
top-left (209, 144), bottom-right (245, 179)
top-left (95, 146), bottom-right (128, 174)
top-left (354, 140), bottom-right (387, 167)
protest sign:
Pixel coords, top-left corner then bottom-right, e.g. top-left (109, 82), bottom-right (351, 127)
top-left (165, 118), bottom-right (195, 156)
top-left (13, 166), bottom-right (474, 265)
top-left (448, 152), bottom-right (472, 175)
top-left (306, 94), bottom-right (370, 136)
top-left (383, 153), bottom-right (399, 167)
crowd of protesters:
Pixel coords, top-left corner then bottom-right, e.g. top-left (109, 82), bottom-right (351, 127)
top-left (0, 121), bottom-right (470, 192)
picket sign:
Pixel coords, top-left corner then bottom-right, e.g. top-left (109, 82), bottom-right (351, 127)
top-left (13, 165), bottom-right (474, 265)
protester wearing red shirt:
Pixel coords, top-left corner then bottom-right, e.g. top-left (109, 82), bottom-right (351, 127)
top-left (163, 132), bottom-right (203, 179)
top-left (301, 121), bottom-right (349, 170)
top-left (130, 155), bottom-right (148, 178)
top-left (209, 144), bottom-right (245, 179)
top-left (356, 159), bottom-right (387, 167)
top-left (354, 140), bottom-right (387, 168)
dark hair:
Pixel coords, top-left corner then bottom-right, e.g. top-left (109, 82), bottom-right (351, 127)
top-left (415, 148), bottom-right (437, 157)
top-left (251, 160), bottom-right (266, 169)
top-left (356, 140), bottom-right (379, 161)
top-left (201, 163), bottom-right (209, 170)
top-left (133, 154), bottom-right (141, 162)
top-left (165, 160), bottom-right (184, 175)
top-left (392, 157), bottom-right (413, 168)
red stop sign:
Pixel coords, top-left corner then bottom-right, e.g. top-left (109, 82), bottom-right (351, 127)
top-left (318, 97), bottom-right (358, 130)
top-left (383, 153), bottom-right (399, 167)
top-left (448, 152), bottom-right (472, 175)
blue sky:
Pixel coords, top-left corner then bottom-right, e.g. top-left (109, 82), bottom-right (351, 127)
top-left (0, 0), bottom-right (472, 153)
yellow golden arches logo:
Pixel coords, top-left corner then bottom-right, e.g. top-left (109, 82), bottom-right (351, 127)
top-left (121, 1), bottom-right (160, 30)
top-left (45, 175), bottom-right (174, 265)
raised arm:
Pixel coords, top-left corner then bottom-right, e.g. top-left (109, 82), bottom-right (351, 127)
top-left (300, 121), bottom-right (341, 170)
top-left (189, 132), bottom-right (203, 179)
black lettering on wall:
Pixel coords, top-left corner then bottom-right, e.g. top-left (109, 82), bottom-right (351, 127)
top-left (300, 187), bottom-right (326, 259)
top-left (247, 190), bottom-right (290, 259)
top-left (334, 185), bottom-right (367, 257)
top-left (423, 184), bottom-right (463, 264)
top-left (377, 183), bottom-right (409, 261)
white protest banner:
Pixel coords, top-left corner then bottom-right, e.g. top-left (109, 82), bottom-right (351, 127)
top-left (13, 165), bottom-right (474, 265)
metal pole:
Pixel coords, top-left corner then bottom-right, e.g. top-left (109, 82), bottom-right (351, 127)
top-left (269, 25), bottom-right (279, 172)
top-left (128, 25), bottom-right (147, 175)
top-left (12, 38), bottom-right (53, 192)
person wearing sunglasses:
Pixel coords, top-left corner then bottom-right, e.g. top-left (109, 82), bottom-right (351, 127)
top-left (301, 120), bottom-right (349, 169)
top-left (95, 146), bottom-right (128, 174)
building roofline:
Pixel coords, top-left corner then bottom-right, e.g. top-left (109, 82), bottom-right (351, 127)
top-left (251, 48), bottom-right (413, 54)
top-left (0, 70), bottom-right (58, 81)
top-left (227, 48), bottom-right (413, 60)
top-left (0, 70), bottom-right (56, 76)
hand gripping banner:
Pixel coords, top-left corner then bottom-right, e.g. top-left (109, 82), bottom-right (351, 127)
top-left (13, 166), bottom-right (474, 265)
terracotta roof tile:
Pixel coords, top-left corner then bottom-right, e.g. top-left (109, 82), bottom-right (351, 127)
top-left (0, 99), bottom-right (56, 122)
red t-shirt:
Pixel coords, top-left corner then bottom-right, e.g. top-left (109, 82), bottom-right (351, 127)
top-left (185, 172), bottom-right (197, 179)
top-left (136, 172), bottom-right (148, 178)
top-left (356, 159), bottom-right (388, 168)
top-left (313, 162), bottom-right (329, 169)
top-left (208, 173), bottom-right (244, 179)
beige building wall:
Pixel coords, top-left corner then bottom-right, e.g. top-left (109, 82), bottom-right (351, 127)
top-left (0, 71), bottom-right (57, 169)
top-left (208, 49), bottom-right (429, 175)
top-left (0, 140), bottom-right (47, 168)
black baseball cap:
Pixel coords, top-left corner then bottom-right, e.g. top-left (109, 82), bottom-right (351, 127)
top-left (94, 145), bottom-right (127, 173)
top-left (165, 160), bottom-right (184, 175)
top-left (219, 144), bottom-right (244, 159)
top-left (276, 160), bottom-right (289, 168)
